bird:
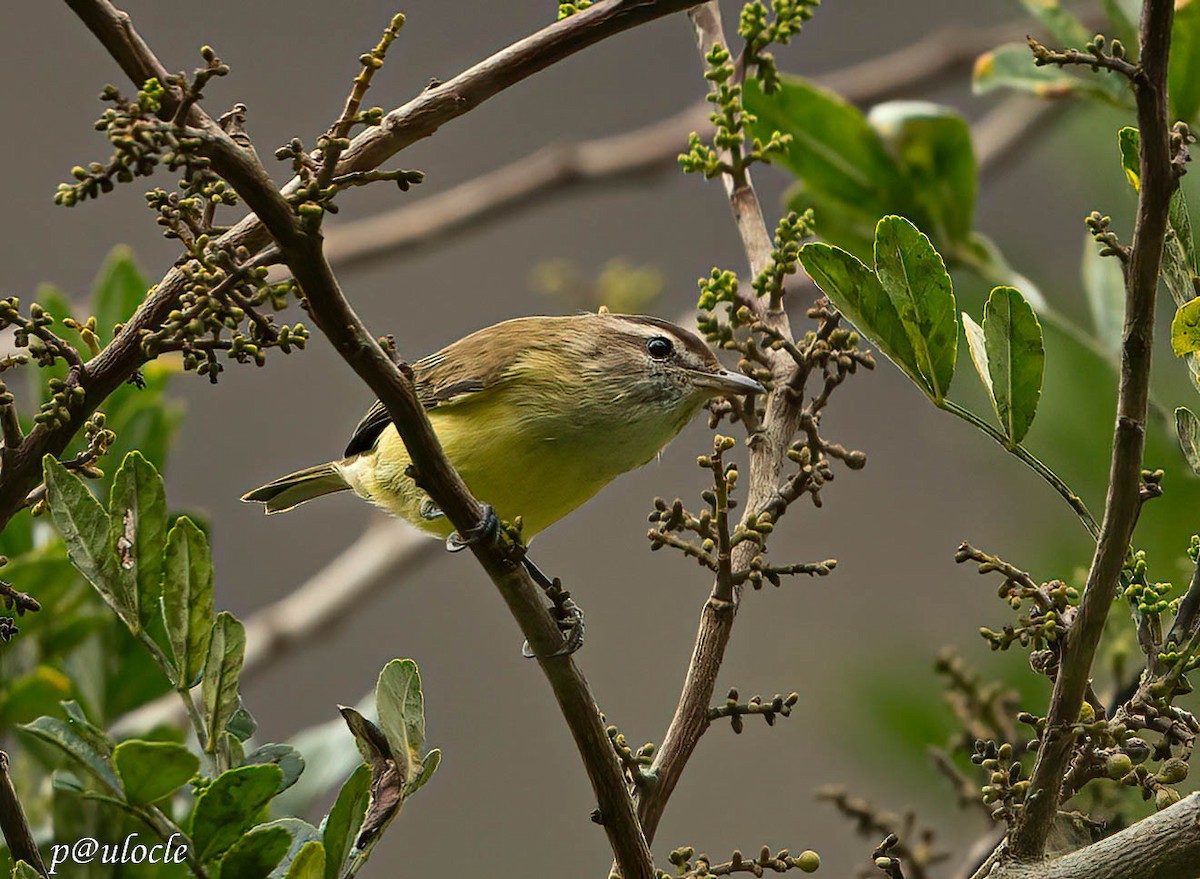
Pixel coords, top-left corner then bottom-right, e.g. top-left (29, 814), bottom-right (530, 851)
top-left (242, 312), bottom-right (763, 653)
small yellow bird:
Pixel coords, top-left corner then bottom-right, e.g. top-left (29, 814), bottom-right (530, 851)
top-left (242, 312), bottom-right (763, 539)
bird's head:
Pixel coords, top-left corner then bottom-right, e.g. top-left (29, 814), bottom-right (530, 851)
top-left (541, 313), bottom-right (764, 420)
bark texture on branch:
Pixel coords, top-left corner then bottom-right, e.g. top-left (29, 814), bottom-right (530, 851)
top-left (986, 794), bottom-right (1200, 879)
top-left (0, 752), bottom-right (46, 876)
top-left (1008, 0), bottom-right (1176, 861)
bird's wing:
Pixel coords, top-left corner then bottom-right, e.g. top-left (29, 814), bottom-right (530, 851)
top-left (342, 337), bottom-right (516, 457)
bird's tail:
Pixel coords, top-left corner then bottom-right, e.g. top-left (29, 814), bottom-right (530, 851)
top-left (241, 463), bottom-right (349, 514)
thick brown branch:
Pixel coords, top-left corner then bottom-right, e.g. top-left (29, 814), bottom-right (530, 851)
top-left (984, 793), bottom-right (1200, 879)
top-left (1008, 0), bottom-right (1176, 861)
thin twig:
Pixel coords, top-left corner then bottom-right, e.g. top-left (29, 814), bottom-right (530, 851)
top-left (1166, 556), bottom-right (1200, 650)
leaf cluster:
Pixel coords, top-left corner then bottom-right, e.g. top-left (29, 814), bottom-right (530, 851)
top-left (14, 449), bottom-right (439, 879)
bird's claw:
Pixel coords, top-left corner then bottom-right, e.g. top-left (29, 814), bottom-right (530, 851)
top-left (446, 514), bottom-right (585, 657)
top-left (445, 504), bottom-right (499, 553)
top-left (522, 595), bottom-right (585, 659)
top-left (520, 561), bottom-right (585, 659)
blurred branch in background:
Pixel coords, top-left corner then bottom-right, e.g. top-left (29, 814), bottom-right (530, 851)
top-left (319, 18), bottom-right (1043, 272)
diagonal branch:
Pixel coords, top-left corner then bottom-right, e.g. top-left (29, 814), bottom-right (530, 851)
top-left (318, 20), bottom-right (1032, 272)
top-left (0, 751), bottom-right (47, 876)
top-left (1007, 0), bottom-right (1177, 861)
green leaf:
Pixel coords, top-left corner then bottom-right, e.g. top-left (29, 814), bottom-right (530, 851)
top-left (1170, 0), bottom-right (1200, 124)
top-left (322, 765), bottom-right (370, 879)
top-left (1171, 298), bottom-right (1200, 356)
top-left (43, 456), bottom-right (135, 628)
top-left (284, 841), bottom-right (325, 879)
top-left (1081, 234), bottom-right (1126, 359)
top-left (973, 43), bottom-right (1100, 100)
top-left (1176, 407), bottom-right (1200, 474)
top-left (220, 825), bottom-right (292, 879)
top-left (191, 764), bottom-right (283, 862)
top-left (246, 744), bottom-right (305, 794)
top-left (1164, 189), bottom-right (1200, 308)
top-left (1170, 187), bottom-right (1199, 278)
top-left (202, 612), bottom-right (246, 750)
top-left (91, 246), bottom-right (147, 342)
top-left (18, 714), bottom-right (121, 795)
top-left (375, 659), bottom-right (427, 784)
top-left (163, 517), bottom-right (215, 688)
top-left (12, 863), bottom-right (43, 879)
top-left (963, 312), bottom-right (993, 401)
top-left (228, 706), bottom-right (258, 742)
top-left (112, 739), bottom-right (197, 804)
top-left (983, 286), bottom-right (1045, 444)
top-left (1119, 128), bottom-right (1198, 308)
top-left (872, 216), bottom-right (958, 401)
top-left (799, 242), bottom-right (929, 395)
top-left (407, 747), bottom-right (440, 796)
top-left (1119, 126), bottom-right (1141, 190)
top-left (261, 818), bottom-right (321, 878)
top-left (867, 102), bottom-right (976, 247)
top-left (108, 452), bottom-right (167, 637)
top-left (744, 75), bottom-right (914, 243)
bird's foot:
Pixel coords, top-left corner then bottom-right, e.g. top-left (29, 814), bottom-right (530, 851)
top-left (445, 504), bottom-right (499, 553)
top-left (521, 557), bottom-right (585, 659)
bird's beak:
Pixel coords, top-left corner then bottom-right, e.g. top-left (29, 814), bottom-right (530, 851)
top-left (690, 368), bottom-right (766, 396)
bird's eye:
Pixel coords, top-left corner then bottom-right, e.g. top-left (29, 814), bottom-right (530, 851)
top-left (646, 336), bottom-right (674, 359)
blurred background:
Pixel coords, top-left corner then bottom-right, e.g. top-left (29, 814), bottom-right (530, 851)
top-left (3, 0), bottom-right (1199, 876)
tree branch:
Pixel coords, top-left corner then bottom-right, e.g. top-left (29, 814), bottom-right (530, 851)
top-left (984, 794), bottom-right (1200, 879)
top-left (633, 1), bottom-right (809, 846)
top-left (1008, 0), bottom-right (1177, 861)
top-left (0, 751), bottom-right (47, 876)
top-left (318, 19), bottom-right (1026, 272)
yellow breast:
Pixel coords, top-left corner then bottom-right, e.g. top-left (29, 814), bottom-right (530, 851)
top-left (335, 380), bottom-right (702, 539)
